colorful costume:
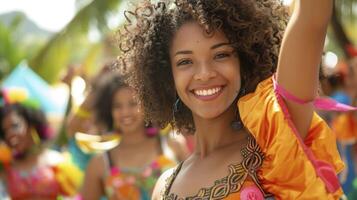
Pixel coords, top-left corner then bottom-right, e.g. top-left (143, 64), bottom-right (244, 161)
top-left (1, 150), bottom-right (83, 199)
top-left (163, 76), bottom-right (345, 199)
top-left (104, 137), bottom-right (176, 200)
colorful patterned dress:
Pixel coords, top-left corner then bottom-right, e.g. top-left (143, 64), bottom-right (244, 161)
top-left (2, 150), bottom-right (83, 199)
top-left (104, 137), bottom-right (177, 200)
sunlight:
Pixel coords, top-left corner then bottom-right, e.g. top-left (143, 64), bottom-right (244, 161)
top-left (0, 0), bottom-right (76, 32)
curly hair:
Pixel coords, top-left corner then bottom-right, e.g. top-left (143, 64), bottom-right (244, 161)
top-left (119, 0), bottom-right (288, 132)
top-left (0, 104), bottom-right (52, 141)
top-left (92, 73), bottom-right (130, 131)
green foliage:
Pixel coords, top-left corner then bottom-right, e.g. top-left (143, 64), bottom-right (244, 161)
top-left (335, 0), bottom-right (357, 23)
top-left (30, 0), bottom-right (122, 83)
top-left (0, 19), bottom-right (26, 80)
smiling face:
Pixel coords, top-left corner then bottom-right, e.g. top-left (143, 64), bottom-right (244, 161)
top-left (111, 87), bottom-right (145, 134)
top-left (2, 111), bottom-right (32, 155)
top-left (170, 22), bottom-right (241, 120)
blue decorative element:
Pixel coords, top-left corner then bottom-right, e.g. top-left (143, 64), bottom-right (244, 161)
top-left (1, 62), bottom-right (68, 116)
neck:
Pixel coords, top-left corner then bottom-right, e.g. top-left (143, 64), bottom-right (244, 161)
top-left (119, 126), bottom-right (149, 146)
top-left (14, 145), bottom-right (43, 162)
top-left (193, 105), bottom-right (244, 158)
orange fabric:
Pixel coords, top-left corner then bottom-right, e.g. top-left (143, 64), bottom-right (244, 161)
top-left (238, 76), bottom-right (345, 200)
top-left (332, 113), bottom-right (357, 143)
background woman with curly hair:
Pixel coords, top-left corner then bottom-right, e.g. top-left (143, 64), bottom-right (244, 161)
top-left (0, 90), bottom-right (82, 199)
top-left (120, 0), bottom-right (344, 199)
top-left (80, 73), bottom-right (189, 200)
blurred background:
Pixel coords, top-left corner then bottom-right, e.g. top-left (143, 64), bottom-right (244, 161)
top-left (0, 0), bottom-right (356, 199)
top-left (0, 0), bottom-right (356, 110)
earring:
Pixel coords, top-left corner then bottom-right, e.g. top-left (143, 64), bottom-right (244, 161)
top-left (145, 122), bottom-right (159, 137)
top-left (231, 108), bottom-right (243, 130)
top-left (31, 128), bottom-right (41, 145)
top-left (173, 98), bottom-right (181, 113)
top-left (172, 98), bottom-right (181, 126)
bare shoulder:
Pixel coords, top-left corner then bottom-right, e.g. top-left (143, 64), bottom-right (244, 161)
top-left (152, 167), bottom-right (176, 200)
top-left (86, 153), bottom-right (106, 173)
top-left (81, 153), bottom-right (107, 199)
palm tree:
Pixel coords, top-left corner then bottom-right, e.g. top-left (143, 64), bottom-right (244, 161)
top-left (331, 0), bottom-right (357, 59)
top-left (30, 0), bottom-right (123, 83)
top-left (0, 15), bottom-right (28, 80)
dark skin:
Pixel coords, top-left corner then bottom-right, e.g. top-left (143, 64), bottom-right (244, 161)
top-left (81, 87), bottom-right (189, 200)
top-left (0, 111), bottom-right (64, 200)
top-left (152, 0), bottom-right (332, 198)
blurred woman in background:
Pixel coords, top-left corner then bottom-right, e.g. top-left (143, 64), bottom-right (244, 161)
top-left (0, 89), bottom-right (82, 199)
top-left (81, 72), bottom-right (189, 200)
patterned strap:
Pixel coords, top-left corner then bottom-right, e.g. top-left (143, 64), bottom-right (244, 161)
top-left (163, 161), bottom-right (184, 196)
top-left (162, 136), bottom-right (269, 199)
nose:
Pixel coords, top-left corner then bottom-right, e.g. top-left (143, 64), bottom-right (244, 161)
top-left (193, 61), bottom-right (217, 82)
top-left (118, 105), bottom-right (138, 117)
top-left (119, 106), bottom-right (131, 116)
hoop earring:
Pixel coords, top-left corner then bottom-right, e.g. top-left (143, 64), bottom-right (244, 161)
top-left (173, 98), bottom-right (181, 113)
top-left (231, 108), bottom-right (243, 130)
top-left (31, 128), bottom-right (41, 145)
top-left (172, 97), bottom-right (181, 125)
top-left (238, 87), bottom-right (246, 97)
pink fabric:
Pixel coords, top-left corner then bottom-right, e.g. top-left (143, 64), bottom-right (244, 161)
top-left (272, 76), bottom-right (341, 193)
top-left (5, 165), bottom-right (62, 199)
top-left (272, 75), bottom-right (357, 111)
top-left (240, 186), bottom-right (264, 200)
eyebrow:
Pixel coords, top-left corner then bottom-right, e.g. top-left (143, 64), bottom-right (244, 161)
top-left (174, 50), bottom-right (193, 56)
top-left (211, 42), bottom-right (231, 49)
top-left (174, 42), bottom-right (231, 56)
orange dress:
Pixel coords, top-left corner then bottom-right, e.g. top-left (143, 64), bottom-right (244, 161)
top-left (238, 76), bottom-right (345, 199)
top-left (162, 76), bottom-right (344, 200)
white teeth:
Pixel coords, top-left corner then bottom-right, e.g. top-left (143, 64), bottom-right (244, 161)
top-left (194, 87), bottom-right (222, 96)
top-left (122, 117), bottom-right (133, 124)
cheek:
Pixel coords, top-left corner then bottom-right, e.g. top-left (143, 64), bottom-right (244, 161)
top-left (135, 107), bottom-right (144, 118)
top-left (112, 109), bottom-right (121, 120)
top-left (225, 61), bottom-right (241, 90)
top-left (172, 69), bottom-right (191, 98)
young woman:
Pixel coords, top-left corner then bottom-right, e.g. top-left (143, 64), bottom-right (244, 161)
top-left (0, 90), bottom-right (81, 199)
top-left (120, 0), bottom-right (345, 199)
top-left (81, 73), bottom-right (189, 200)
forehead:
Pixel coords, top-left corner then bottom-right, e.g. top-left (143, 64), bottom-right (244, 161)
top-left (2, 111), bottom-right (24, 126)
top-left (113, 87), bottom-right (136, 101)
top-left (170, 21), bottom-right (229, 51)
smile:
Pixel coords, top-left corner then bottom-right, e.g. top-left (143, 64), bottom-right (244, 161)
top-left (193, 86), bottom-right (222, 96)
top-left (191, 86), bottom-right (224, 101)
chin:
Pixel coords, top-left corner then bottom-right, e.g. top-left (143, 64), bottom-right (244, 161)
top-left (195, 109), bottom-right (225, 120)
top-left (121, 125), bottom-right (141, 134)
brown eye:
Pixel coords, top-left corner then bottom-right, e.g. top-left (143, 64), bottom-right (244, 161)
top-left (214, 52), bottom-right (231, 60)
top-left (177, 59), bottom-right (193, 66)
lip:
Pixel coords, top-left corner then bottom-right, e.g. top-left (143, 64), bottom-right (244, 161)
top-left (6, 135), bottom-right (19, 148)
top-left (191, 85), bottom-right (225, 101)
top-left (120, 117), bottom-right (135, 125)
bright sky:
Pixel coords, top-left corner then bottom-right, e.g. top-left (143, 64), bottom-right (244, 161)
top-left (0, 0), bottom-right (76, 32)
top-left (0, 0), bottom-right (292, 33)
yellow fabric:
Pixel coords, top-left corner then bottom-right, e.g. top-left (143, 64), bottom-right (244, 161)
top-left (75, 106), bottom-right (91, 119)
top-left (54, 153), bottom-right (84, 196)
top-left (238, 76), bottom-right (345, 200)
